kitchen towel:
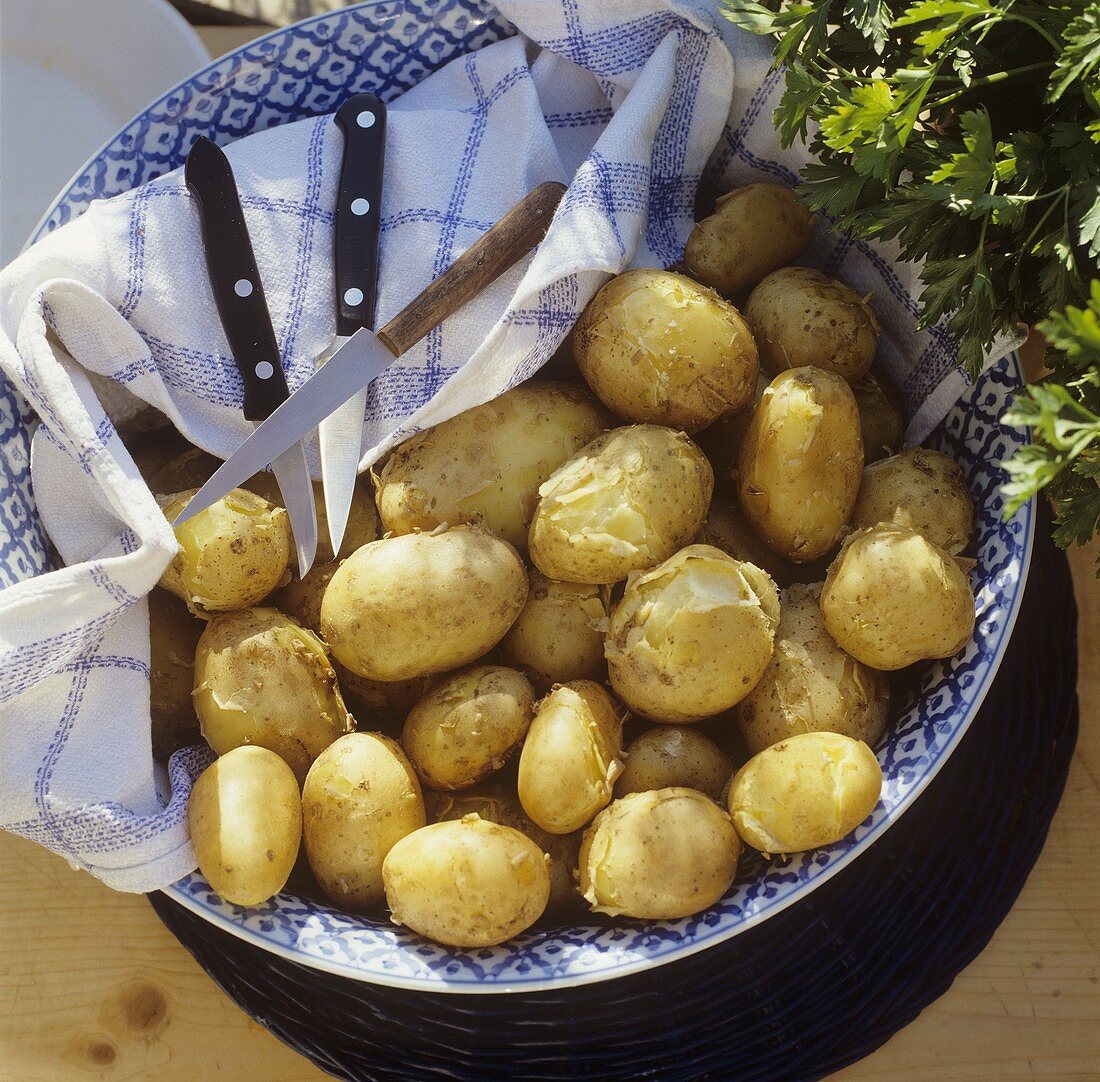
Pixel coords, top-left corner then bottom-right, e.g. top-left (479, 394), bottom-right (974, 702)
top-left (0, 0), bottom-right (1023, 890)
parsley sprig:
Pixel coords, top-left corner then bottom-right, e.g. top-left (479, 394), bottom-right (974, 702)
top-left (723, 0), bottom-right (1100, 558)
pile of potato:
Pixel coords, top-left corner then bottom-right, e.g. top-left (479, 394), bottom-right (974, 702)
top-left (142, 182), bottom-right (978, 949)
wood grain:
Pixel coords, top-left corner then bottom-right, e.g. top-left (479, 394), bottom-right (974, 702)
top-left (0, 22), bottom-right (1095, 1082)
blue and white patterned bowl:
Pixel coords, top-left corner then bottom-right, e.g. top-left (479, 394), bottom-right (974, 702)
top-left (3, 0), bottom-right (1034, 993)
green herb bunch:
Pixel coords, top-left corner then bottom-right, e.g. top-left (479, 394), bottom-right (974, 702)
top-left (723, 0), bottom-right (1100, 555)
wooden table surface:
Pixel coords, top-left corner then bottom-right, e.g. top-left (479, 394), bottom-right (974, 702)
top-left (1, 21), bottom-right (1098, 1082)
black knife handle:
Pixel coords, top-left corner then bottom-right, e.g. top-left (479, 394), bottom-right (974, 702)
top-left (333, 94), bottom-right (386, 337)
top-left (185, 135), bottom-right (289, 421)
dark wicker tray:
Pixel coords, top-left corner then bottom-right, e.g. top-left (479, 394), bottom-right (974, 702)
top-left (150, 502), bottom-right (1078, 1081)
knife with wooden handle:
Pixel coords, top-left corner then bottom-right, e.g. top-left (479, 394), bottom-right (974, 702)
top-left (173, 180), bottom-right (567, 527)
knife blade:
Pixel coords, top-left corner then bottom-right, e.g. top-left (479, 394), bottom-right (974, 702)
top-left (184, 135), bottom-right (318, 577)
top-left (318, 92), bottom-right (387, 559)
top-left (174, 180), bottom-right (567, 527)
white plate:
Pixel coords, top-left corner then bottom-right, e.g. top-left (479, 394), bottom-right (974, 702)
top-left (0, 0), bottom-right (209, 264)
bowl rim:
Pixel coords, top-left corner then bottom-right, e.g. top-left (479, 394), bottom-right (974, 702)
top-left (26, 0), bottom-right (1036, 993)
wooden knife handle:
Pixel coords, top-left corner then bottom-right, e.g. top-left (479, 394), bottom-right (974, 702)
top-left (376, 181), bottom-right (567, 358)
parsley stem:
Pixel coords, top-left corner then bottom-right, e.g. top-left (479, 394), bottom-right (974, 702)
top-left (929, 63), bottom-right (1053, 108)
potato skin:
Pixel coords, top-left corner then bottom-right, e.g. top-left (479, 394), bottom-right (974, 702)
top-left (383, 817), bottom-right (550, 947)
top-left (401, 666), bottom-right (534, 790)
top-left (528, 425), bottom-right (713, 584)
top-left (303, 733), bottom-right (426, 909)
top-left (158, 488), bottom-right (291, 616)
top-left (193, 607), bottom-right (353, 783)
top-left (499, 572), bottom-right (608, 689)
top-left (374, 382), bottom-right (609, 553)
top-left (736, 366), bottom-right (863, 563)
top-left (606, 545), bottom-right (780, 724)
top-left (320, 526), bottom-right (528, 682)
top-left (684, 184), bottom-right (815, 296)
top-left (739, 583), bottom-right (890, 755)
top-left (726, 732), bottom-right (882, 855)
top-left (148, 588), bottom-right (202, 758)
top-left (573, 269), bottom-right (759, 433)
top-left (852, 448), bottom-right (974, 555)
top-left (579, 787), bottom-right (740, 919)
top-left (188, 746), bottom-right (302, 907)
top-left (517, 681), bottom-right (625, 834)
top-left (852, 371), bottom-right (904, 463)
top-left (615, 727), bottom-right (733, 802)
top-left (820, 523), bottom-right (976, 670)
top-left (436, 783), bottom-right (580, 910)
top-left (744, 268), bottom-right (880, 383)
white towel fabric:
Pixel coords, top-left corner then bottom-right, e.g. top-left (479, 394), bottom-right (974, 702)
top-left (0, 0), bottom-right (1023, 891)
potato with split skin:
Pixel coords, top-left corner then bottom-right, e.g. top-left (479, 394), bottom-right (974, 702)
top-left (158, 488), bottom-right (291, 616)
top-left (193, 607), bottom-right (354, 783)
top-left (820, 522), bottom-right (976, 670)
top-left (852, 370), bottom-right (904, 463)
top-left (374, 382), bottom-right (610, 553)
top-left (401, 666), bottom-right (535, 791)
top-left (436, 783), bottom-right (581, 910)
top-left (188, 745), bottom-right (302, 907)
top-left (303, 732), bottom-right (425, 909)
top-left (684, 183), bottom-right (816, 297)
top-left (499, 572), bottom-right (608, 689)
top-left (736, 366), bottom-right (863, 563)
top-left (615, 727), bottom-right (734, 802)
top-left (744, 267), bottom-right (880, 383)
top-left (383, 816), bottom-right (550, 947)
top-left (605, 545), bottom-right (780, 724)
top-left (726, 732), bottom-right (882, 855)
top-left (528, 425), bottom-right (713, 584)
top-left (739, 582), bottom-right (890, 755)
top-left (573, 269), bottom-right (759, 433)
top-left (517, 680), bottom-right (625, 834)
top-left (321, 526), bottom-right (528, 682)
top-left (852, 447), bottom-right (974, 555)
top-left (579, 787), bottom-right (741, 919)
top-left (148, 588), bottom-right (203, 759)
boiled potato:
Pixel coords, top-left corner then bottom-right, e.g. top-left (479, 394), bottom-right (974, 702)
top-left (334, 662), bottom-right (437, 723)
top-left (853, 370), bottom-right (904, 463)
top-left (517, 680), bottom-right (625, 834)
top-left (615, 728), bottom-right (733, 802)
top-left (499, 572), bottom-right (608, 689)
top-left (820, 523), bottom-right (976, 670)
top-left (303, 732), bottom-right (425, 908)
top-left (696, 495), bottom-right (793, 585)
top-left (436, 783), bottom-right (580, 910)
top-left (148, 588), bottom-right (202, 758)
top-left (193, 607), bottom-right (353, 782)
top-left (606, 545), bottom-right (779, 724)
top-left (736, 367), bottom-right (863, 563)
top-left (578, 787), bottom-right (740, 919)
top-left (739, 582), bottom-right (890, 755)
top-left (852, 448), bottom-right (974, 555)
top-left (726, 732), bottom-right (882, 855)
top-left (684, 183), bottom-right (815, 296)
top-left (158, 488), bottom-right (291, 616)
top-left (383, 816), bottom-right (550, 947)
top-left (321, 526), bottom-right (528, 682)
top-left (696, 372), bottom-right (768, 485)
top-left (401, 666), bottom-right (534, 790)
top-left (188, 745), bottom-right (302, 907)
top-left (374, 382), bottom-right (609, 552)
top-left (573, 269), bottom-right (759, 432)
top-left (744, 268), bottom-right (880, 383)
top-left (528, 425), bottom-right (713, 584)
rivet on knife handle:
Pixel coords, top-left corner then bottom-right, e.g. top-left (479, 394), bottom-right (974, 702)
top-left (377, 181), bottom-right (567, 358)
top-left (333, 93), bottom-right (386, 335)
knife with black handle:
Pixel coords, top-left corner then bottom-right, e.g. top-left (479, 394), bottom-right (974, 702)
top-left (184, 134), bottom-right (318, 576)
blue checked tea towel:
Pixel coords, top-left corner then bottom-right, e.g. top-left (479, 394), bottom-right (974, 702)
top-left (0, 0), bottom-right (1023, 890)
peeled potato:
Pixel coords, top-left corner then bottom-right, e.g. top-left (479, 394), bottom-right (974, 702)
top-left (726, 732), bottom-right (882, 855)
